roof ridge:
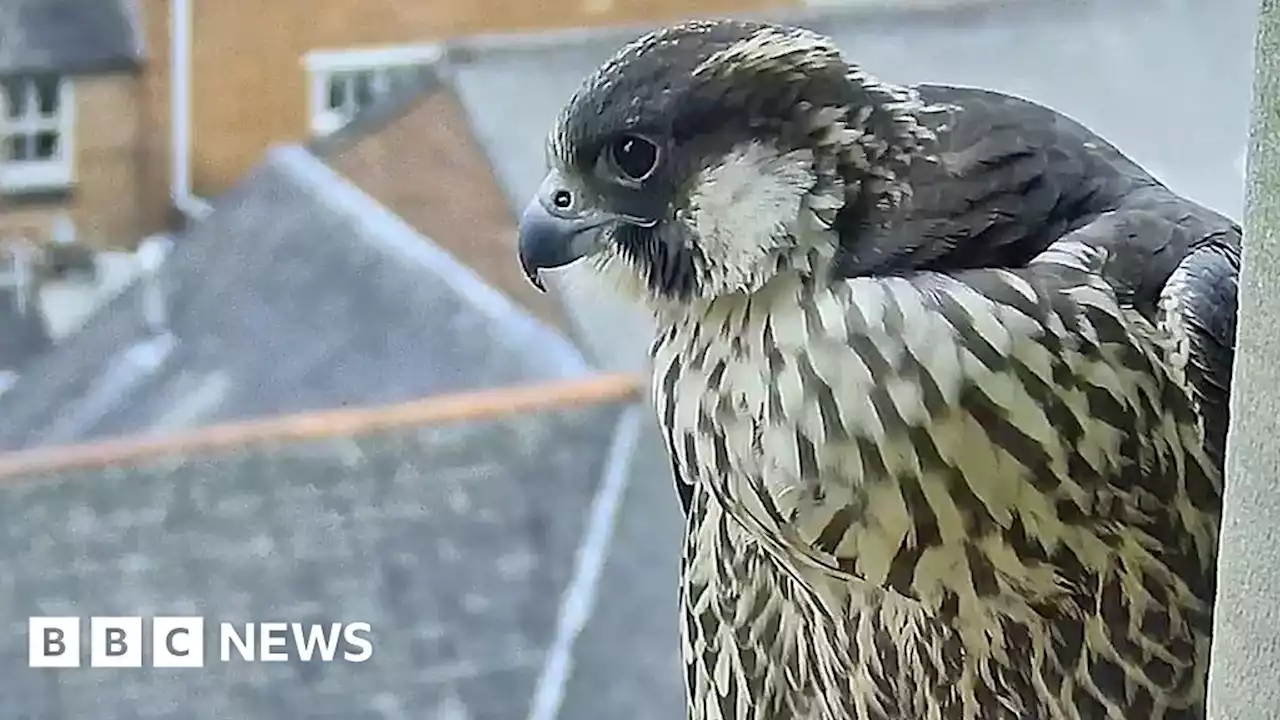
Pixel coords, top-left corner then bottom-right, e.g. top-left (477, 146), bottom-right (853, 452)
top-left (270, 144), bottom-right (592, 380)
top-left (0, 373), bottom-right (644, 480)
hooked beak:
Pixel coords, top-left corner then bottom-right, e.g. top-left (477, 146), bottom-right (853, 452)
top-left (517, 171), bottom-right (616, 292)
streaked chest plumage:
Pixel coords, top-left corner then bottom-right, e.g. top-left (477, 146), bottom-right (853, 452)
top-left (651, 259), bottom-right (1220, 720)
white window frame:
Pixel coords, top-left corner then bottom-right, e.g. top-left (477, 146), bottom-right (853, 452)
top-left (302, 44), bottom-right (443, 136)
top-left (0, 75), bottom-right (74, 191)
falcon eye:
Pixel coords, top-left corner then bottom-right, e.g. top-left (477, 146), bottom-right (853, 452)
top-left (607, 135), bottom-right (660, 183)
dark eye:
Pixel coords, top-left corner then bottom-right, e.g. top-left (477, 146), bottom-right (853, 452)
top-left (552, 189), bottom-right (573, 210)
top-left (607, 135), bottom-right (660, 183)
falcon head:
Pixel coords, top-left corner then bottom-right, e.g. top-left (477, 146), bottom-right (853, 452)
top-left (516, 19), bottom-right (936, 309)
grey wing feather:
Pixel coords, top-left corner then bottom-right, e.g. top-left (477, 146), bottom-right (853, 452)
top-left (834, 84), bottom-right (1163, 276)
top-left (1165, 240), bottom-right (1238, 467)
top-left (1061, 191), bottom-right (1241, 467)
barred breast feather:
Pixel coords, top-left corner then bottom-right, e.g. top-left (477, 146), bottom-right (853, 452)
top-left (655, 237), bottom-right (1220, 720)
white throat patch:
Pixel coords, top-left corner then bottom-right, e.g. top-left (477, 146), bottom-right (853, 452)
top-left (686, 142), bottom-right (818, 296)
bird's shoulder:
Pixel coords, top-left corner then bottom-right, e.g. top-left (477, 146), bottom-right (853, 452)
top-left (828, 83), bottom-right (1240, 468)
top-left (832, 83), bottom-right (1160, 276)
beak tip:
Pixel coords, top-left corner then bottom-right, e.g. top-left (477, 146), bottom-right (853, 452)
top-left (519, 250), bottom-right (547, 292)
top-left (528, 270), bottom-right (547, 293)
top-left (516, 187), bottom-right (602, 292)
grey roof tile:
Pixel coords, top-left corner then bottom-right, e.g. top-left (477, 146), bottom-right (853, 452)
top-left (0, 0), bottom-right (143, 75)
top-left (0, 144), bottom-right (590, 452)
top-left (0, 400), bottom-right (629, 719)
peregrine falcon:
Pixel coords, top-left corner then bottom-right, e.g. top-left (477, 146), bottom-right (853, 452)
top-left (516, 19), bottom-right (1239, 720)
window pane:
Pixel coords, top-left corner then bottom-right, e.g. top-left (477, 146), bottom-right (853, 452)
top-left (2, 78), bottom-right (26, 119)
top-left (353, 71), bottom-right (374, 109)
top-left (5, 133), bottom-right (30, 161)
top-left (34, 76), bottom-right (59, 116)
top-left (34, 131), bottom-right (58, 159)
top-left (326, 73), bottom-right (348, 111)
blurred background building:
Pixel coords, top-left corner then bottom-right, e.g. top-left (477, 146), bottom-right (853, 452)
top-left (0, 0), bottom-right (1260, 718)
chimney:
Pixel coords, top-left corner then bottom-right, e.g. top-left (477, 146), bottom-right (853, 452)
top-left (136, 234), bottom-right (174, 335)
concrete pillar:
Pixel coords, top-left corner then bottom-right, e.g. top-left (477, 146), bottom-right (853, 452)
top-left (1207, 0), bottom-right (1280, 716)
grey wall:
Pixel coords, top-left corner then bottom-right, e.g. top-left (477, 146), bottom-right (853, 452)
top-left (1208, 0), bottom-right (1280, 716)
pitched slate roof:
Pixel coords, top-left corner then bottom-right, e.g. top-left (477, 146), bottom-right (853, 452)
top-left (0, 143), bottom-right (590, 452)
top-left (0, 0), bottom-right (143, 75)
top-left (0, 375), bottom-right (643, 720)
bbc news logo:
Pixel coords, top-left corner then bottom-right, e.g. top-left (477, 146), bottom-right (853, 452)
top-left (28, 617), bottom-right (374, 668)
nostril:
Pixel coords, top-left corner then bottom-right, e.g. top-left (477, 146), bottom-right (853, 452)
top-left (552, 189), bottom-right (573, 210)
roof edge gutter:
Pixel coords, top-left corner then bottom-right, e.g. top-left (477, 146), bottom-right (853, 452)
top-left (0, 373), bottom-right (644, 479)
top-left (525, 402), bottom-right (644, 720)
top-left (170, 0), bottom-right (212, 222)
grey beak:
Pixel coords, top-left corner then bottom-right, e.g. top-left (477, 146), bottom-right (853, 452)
top-left (517, 200), bottom-right (584, 291)
top-left (516, 172), bottom-right (613, 292)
